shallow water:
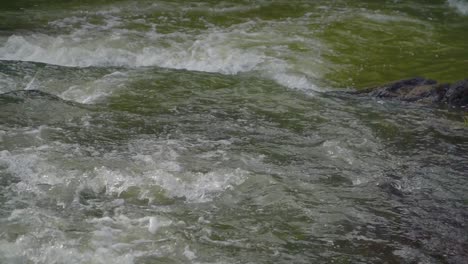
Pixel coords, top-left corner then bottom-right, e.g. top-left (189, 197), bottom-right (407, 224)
top-left (1, 1), bottom-right (468, 263)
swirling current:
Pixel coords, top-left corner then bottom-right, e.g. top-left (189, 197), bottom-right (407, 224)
top-left (0, 1), bottom-right (467, 263)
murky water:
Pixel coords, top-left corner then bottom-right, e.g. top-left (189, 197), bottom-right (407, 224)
top-left (1, 1), bottom-right (467, 263)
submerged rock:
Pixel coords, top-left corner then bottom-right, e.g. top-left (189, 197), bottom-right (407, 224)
top-left (353, 77), bottom-right (468, 109)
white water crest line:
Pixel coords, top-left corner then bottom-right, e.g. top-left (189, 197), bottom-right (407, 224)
top-left (0, 12), bottom-right (326, 92)
top-left (0, 33), bottom-right (264, 73)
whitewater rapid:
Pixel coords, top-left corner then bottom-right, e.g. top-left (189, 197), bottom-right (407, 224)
top-left (1, 1), bottom-right (468, 263)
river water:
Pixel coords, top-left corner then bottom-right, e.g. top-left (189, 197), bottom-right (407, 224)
top-left (1, 1), bottom-right (467, 263)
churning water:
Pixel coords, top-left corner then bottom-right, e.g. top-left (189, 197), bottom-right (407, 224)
top-left (0, 1), bottom-right (467, 263)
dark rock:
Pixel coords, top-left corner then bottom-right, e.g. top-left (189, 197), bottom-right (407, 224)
top-left (368, 77), bottom-right (437, 98)
top-left (444, 79), bottom-right (468, 108)
top-left (355, 77), bottom-right (468, 109)
top-left (378, 181), bottom-right (404, 197)
top-left (399, 83), bottom-right (448, 103)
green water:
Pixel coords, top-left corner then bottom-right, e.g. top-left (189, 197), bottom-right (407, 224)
top-left (0, 1), bottom-right (467, 263)
top-left (2, 0), bottom-right (467, 88)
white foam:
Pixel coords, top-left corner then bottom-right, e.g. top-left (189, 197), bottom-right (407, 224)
top-left (60, 71), bottom-right (129, 103)
top-left (148, 216), bottom-right (172, 234)
top-left (359, 12), bottom-right (428, 25)
top-left (0, 131), bottom-right (258, 264)
top-left (125, 138), bottom-right (249, 202)
top-left (1, 134), bottom-right (248, 209)
top-left (322, 140), bottom-right (355, 166)
top-left (1, 150), bottom-right (52, 186)
top-left (0, 13), bottom-right (325, 92)
top-left (0, 35), bottom-right (136, 68)
top-left (448, 0), bottom-right (468, 15)
top-left (0, 32), bottom-right (260, 73)
top-left (271, 72), bottom-right (320, 91)
top-left (183, 246), bottom-right (197, 260)
top-left (1, 136), bottom-right (243, 261)
top-left (89, 165), bottom-right (248, 204)
top-left (0, 235), bottom-right (137, 264)
top-left (165, 169), bottom-right (248, 202)
top-left (0, 205), bottom-right (140, 264)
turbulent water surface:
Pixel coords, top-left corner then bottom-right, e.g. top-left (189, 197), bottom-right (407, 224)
top-left (1, 1), bottom-right (468, 263)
